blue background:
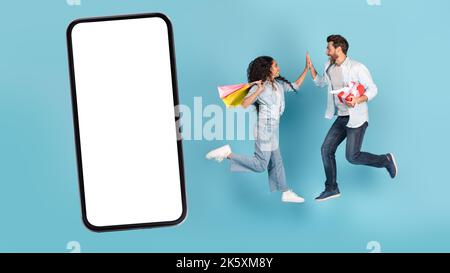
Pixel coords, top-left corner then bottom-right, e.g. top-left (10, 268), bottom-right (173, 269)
top-left (0, 0), bottom-right (449, 252)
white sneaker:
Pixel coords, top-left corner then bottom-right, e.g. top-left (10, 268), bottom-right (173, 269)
top-left (206, 145), bottom-right (232, 162)
top-left (282, 190), bottom-right (305, 203)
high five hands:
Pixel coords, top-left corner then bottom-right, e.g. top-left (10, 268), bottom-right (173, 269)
top-left (306, 52), bottom-right (317, 80)
top-left (306, 52), bottom-right (312, 71)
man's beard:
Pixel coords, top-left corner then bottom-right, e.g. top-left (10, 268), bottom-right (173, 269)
top-left (328, 54), bottom-right (338, 64)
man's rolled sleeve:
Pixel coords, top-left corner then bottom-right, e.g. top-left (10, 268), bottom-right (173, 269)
top-left (313, 74), bottom-right (328, 88)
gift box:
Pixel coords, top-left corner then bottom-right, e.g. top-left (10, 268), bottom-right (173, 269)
top-left (330, 81), bottom-right (365, 103)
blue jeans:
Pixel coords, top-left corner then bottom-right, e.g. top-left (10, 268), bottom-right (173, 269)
top-left (229, 118), bottom-right (289, 192)
top-left (321, 116), bottom-right (388, 190)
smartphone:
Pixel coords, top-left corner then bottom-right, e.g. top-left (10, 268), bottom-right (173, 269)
top-left (66, 13), bottom-right (187, 232)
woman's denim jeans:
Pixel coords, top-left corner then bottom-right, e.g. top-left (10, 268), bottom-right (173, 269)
top-left (230, 117), bottom-right (289, 192)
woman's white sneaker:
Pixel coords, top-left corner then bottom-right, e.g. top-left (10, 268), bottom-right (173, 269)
top-left (206, 145), bottom-right (232, 162)
top-left (282, 190), bottom-right (305, 203)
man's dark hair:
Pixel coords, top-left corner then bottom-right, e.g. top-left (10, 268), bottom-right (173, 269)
top-left (327, 35), bottom-right (349, 55)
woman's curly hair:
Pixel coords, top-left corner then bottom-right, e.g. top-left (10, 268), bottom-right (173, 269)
top-left (247, 56), bottom-right (295, 90)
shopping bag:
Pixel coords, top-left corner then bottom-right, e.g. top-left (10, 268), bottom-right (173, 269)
top-left (217, 83), bottom-right (252, 108)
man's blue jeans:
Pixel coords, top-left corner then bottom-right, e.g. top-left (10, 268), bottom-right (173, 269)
top-left (321, 116), bottom-right (388, 190)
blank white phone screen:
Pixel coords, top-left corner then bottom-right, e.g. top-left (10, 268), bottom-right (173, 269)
top-left (69, 15), bottom-right (184, 229)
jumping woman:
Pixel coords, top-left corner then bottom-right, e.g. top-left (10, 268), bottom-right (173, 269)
top-left (206, 55), bottom-right (309, 203)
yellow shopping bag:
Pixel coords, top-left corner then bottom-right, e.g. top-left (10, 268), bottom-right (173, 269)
top-left (220, 83), bottom-right (251, 108)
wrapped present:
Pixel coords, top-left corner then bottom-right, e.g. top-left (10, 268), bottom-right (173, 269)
top-left (330, 81), bottom-right (365, 103)
top-left (217, 83), bottom-right (252, 108)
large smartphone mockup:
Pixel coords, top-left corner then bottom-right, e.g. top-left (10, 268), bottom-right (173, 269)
top-left (67, 13), bottom-right (187, 231)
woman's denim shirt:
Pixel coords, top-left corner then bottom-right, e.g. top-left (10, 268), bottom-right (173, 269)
top-left (245, 79), bottom-right (299, 120)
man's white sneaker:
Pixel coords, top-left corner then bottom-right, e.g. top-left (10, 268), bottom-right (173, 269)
top-left (205, 145), bottom-right (232, 162)
top-left (281, 190), bottom-right (305, 203)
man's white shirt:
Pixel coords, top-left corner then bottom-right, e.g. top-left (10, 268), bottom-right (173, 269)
top-left (313, 57), bottom-right (378, 128)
